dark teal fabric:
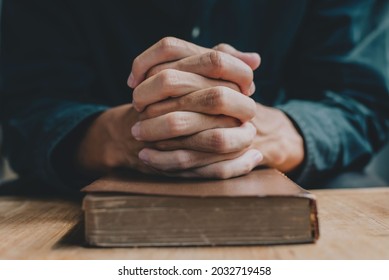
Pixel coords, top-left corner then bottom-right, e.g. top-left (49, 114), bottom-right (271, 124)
top-left (1, 0), bottom-right (388, 193)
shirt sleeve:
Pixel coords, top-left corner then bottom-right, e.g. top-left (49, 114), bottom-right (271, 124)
top-left (0, 0), bottom-right (109, 193)
top-left (276, 0), bottom-right (389, 186)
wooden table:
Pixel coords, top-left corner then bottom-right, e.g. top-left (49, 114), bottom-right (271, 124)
top-left (0, 187), bottom-right (388, 259)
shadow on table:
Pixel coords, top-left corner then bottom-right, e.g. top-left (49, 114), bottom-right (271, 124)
top-left (54, 219), bottom-right (86, 248)
top-left (0, 177), bottom-right (83, 198)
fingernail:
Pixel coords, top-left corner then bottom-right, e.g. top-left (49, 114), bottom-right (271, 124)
top-left (253, 150), bottom-right (263, 163)
top-left (131, 122), bottom-right (142, 140)
top-left (138, 149), bottom-right (149, 164)
top-left (128, 72), bottom-right (135, 88)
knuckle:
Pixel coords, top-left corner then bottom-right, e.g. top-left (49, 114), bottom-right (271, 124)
top-left (208, 130), bottom-right (228, 152)
top-left (209, 50), bottom-right (223, 67)
top-left (214, 43), bottom-right (228, 52)
top-left (208, 50), bottom-right (224, 76)
top-left (158, 69), bottom-right (179, 90)
top-left (165, 113), bottom-right (187, 136)
top-left (203, 86), bottom-right (226, 109)
top-left (174, 151), bottom-right (192, 169)
top-left (158, 37), bottom-right (179, 54)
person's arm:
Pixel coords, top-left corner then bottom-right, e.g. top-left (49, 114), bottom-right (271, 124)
top-left (276, 0), bottom-right (389, 185)
top-left (126, 1), bottom-right (389, 185)
top-left (76, 39), bottom-right (264, 180)
top-left (0, 0), bottom-right (262, 191)
top-left (0, 0), bottom-right (108, 193)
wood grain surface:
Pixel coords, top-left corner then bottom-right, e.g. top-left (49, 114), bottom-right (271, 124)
top-left (0, 188), bottom-right (388, 259)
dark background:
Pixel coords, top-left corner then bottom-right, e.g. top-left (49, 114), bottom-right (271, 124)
top-left (0, 0), bottom-right (388, 185)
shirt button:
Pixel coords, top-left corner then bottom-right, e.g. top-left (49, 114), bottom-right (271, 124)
top-left (191, 26), bottom-right (201, 39)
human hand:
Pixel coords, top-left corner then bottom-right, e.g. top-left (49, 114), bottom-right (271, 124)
top-left (128, 37), bottom-right (260, 101)
top-left (75, 104), bottom-right (153, 176)
top-left (250, 104), bottom-right (305, 173)
top-left (75, 38), bottom-right (262, 179)
top-left (127, 38), bottom-right (263, 178)
top-left (132, 93), bottom-right (305, 176)
top-left (130, 38), bottom-right (304, 175)
top-left (75, 99), bottom-right (304, 178)
top-left (132, 85), bottom-right (262, 177)
top-left (75, 102), bottom-right (262, 179)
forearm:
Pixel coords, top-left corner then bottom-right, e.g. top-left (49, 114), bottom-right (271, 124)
top-left (2, 99), bottom-right (108, 193)
top-left (276, 0), bottom-right (389, 186)
top-left (277, 95), bottom-right (389, 187)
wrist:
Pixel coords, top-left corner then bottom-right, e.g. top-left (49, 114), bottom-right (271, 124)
top-left (52, 111), bottom-right (105, 184)
top-left (76, 104), bottom-right (145, 175)
top-left (251, 104), bottom-right (305, 173)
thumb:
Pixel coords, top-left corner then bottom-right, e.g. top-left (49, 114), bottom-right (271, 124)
top-left (213, 43), bottom-right (261, 70)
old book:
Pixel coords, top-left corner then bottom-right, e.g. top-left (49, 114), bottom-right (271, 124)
top-left (82, 169), bottom-right (319, 247)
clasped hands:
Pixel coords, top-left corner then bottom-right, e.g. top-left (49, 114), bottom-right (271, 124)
top-left (77, 37), bottom-right (304, 179)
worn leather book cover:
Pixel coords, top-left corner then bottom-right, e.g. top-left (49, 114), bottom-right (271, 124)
top-left (82, 168), bottom-right (319, 247)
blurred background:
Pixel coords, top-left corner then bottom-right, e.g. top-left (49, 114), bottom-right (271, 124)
top-left (0, 0), bottom-right (5, 182)
top-left (0, 0), bottom-right (387, 185)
